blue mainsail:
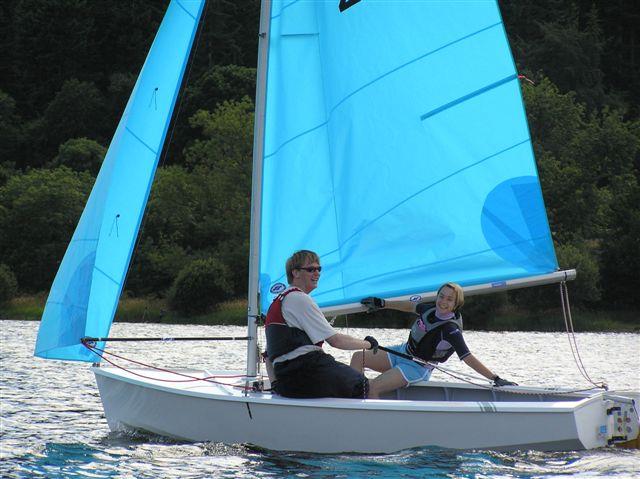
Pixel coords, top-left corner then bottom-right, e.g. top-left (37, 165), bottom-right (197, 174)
top-left (35, 0), bottom-right (205, 362)
top-left (259, 0), bottom-right (558, 311)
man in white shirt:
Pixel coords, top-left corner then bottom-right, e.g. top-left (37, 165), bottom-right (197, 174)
top-left (265, 250), bottom-right (378, 398)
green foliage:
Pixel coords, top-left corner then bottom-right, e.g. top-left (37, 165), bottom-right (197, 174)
top-left (0, 167), bottom-right (93, 291)
top-left (0, 90), bottom-right (24, 169)
top-left (30, 79), bottom-right (108, 165)
top-left (127, 240), bottom-right (190, 297)
top-left (600, 178), bottom-right (640, 308)
top-left (186, 97), bottom-right (255, 170)
top-left (50, 137), bottom-right (106, 175)
top-left (0, 264), bottom-right (18, 303)
top-left (166, 65), bottom-right (256, 163)
top-left (556, 242), bottom-right (601, 305)
top-left (169, 257), bottom-right (233, 315)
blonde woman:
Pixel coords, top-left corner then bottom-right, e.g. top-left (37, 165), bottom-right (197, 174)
top-left (352, 282), bottom-right (517, 398)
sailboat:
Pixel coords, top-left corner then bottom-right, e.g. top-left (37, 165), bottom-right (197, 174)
top-left (35, 0), bottom-right (639, 453)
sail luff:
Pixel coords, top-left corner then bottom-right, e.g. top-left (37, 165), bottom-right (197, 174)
top-left (246, 0), bottom-right (273, 378)
top-left (34, 0), bottom-right (206, 362)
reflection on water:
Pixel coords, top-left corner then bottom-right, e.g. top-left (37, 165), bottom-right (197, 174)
top-left (1, 320), bottom-right (639, 478)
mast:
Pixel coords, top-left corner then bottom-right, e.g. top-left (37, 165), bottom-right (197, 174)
top-left (246, 0), bottom-right (272, 378)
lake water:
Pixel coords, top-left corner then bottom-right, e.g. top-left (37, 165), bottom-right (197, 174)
top-left (1, 320), bottom-right (639, 478)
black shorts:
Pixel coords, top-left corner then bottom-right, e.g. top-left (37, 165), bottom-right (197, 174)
top-left (273, 351), bottom-right (368, 399)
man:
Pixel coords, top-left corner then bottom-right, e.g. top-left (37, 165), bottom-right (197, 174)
top-left (265, 250), bottom-right (377, 398)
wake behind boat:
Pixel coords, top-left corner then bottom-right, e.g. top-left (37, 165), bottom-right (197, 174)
top-left (34, 0), bottom-right (639, 453)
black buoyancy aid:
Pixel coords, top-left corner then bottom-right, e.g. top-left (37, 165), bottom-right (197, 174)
top-left (265, 288), bottom-right (323, 361)
top-left (406, 304), bottom-right (463, 362)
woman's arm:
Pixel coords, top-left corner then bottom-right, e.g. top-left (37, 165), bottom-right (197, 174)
top-left (462, 353), bottom-right (496, 380)
top-left (383, 299), bottom-right (418, 313)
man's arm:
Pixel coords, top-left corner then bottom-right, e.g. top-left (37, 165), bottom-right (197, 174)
top-left (326, 333), bottom-right (374, 351)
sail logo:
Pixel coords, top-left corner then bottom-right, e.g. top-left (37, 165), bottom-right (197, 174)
top-left (270, 283), bottom-right (287, 294)
top-left (339, 0), bottom-right (362, 12)
top-left (410, 295), bottom-right (422, 302)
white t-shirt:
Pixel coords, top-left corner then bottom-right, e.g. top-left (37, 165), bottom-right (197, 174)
top-left (272, 288), bottom-right (337, 364)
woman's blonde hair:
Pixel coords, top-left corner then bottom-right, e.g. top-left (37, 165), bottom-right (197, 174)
top-left (438, 282), bottom-right (464, 311)
top-left (285, 250), bottom-right (320, 283)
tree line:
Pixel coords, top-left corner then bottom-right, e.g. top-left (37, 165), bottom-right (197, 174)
top-left (1, 0), bottom-right (639, 321)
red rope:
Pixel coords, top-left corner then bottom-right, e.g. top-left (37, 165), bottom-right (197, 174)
top-left (82, 341), bottom-right (252, 391)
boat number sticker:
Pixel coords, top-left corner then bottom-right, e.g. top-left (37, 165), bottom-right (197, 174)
top-left (409, 295), bottom-right (422, 302)
top-left (270, 283), bottom-right (286, 294)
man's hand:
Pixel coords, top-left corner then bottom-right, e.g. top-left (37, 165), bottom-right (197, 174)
top-left (493, 376), bottom-right (518, 387)
top-left (364, 335), bottom-right (378, 353)
top-left (361, 297), bottom-right (385, 312)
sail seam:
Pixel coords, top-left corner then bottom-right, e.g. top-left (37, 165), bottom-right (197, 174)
top-left (327, 22), bottom-right (503, 119)
top-left (267, 138), bottom-right (532, 287)
top-left (94, 266), bottom-right (120, 286)
top-left (319, 139), bottom-right (530, 259)
top-left (46, 301), bottom-right (88, 310)
top-left (271, 0), bottom-right (302, 20)
top-left (175, 0), bottom-right (197, 20)
top-left (125, 127), bottom-right (158, 155)
top-left (263, 21), bottom-right (502, 159)
top-left (315, 232), bottom-right (553, 300)
top-left (420, 74), bottom-right (517, 120)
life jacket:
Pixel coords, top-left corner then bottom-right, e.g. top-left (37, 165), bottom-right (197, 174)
top-left (406, 305), bottom-right (463, 362)
top-left (265, 287), bottom-right (323, 361)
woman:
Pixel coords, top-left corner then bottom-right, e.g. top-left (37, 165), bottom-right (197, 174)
top-left (351, 282), bottom-right (517, 398)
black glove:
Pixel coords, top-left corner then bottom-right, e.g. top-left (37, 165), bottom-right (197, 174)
top-left (493, 376), bottom-right (518, 387)
top-left (361, 297), bottom-right (385, 312)
top-left (364, 335), bottom-right (378, 353)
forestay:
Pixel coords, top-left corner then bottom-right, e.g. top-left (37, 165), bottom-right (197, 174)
top-left (34, 0), bottom-right (205, 362)
top-left (259, 0), bottom-right (558, 312)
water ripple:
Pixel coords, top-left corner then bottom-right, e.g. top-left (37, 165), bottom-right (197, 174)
top-left (1, 320), bottom-right (638, 478)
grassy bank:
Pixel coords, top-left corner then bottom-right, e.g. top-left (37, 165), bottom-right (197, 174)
top-left (1, 294), bottom-right (638, 332)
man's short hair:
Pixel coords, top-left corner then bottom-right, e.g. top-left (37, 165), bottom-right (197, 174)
top-left (286, 250), bottom-right (320, 283)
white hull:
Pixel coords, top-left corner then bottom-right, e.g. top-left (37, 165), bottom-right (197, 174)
top-left (93, 366), bottom-right (638, 453)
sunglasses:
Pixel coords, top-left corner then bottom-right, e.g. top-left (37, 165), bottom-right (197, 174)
top-left (298, 266), bottom-right (322, 273)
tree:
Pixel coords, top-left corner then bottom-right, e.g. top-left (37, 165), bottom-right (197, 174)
top-left (50, 137), bottom-right (106, 175)
top-left (165, 64), bottom-right (256, 165)
top-left (0, 90), bottom-right (23, 170)
top-left (0, 167), bottom-right (93, 291)
top-left (185, 98), bottom-right (255, 292)
top-left (0, 263), bottom-right (18, 302)
top-left (168, 257), bottom-right (233, 315)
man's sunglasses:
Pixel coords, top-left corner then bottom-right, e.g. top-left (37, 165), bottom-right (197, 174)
top-left (298, 266), bottom-right (322, 273)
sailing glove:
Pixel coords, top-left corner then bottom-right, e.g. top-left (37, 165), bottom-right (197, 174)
top-left (493, 376), bottom-right (518, 387)
top-left (364, 335), bottom-right (379, 353)
top-left (361, 297), bottom-right (385, 312)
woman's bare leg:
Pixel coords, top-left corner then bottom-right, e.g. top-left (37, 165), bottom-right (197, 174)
top-left (368, 369), bottom-right (408, 399)
top-left (350, 349), bottom-right (392, 373)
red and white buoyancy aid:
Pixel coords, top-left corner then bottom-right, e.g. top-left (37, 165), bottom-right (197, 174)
top-left (265, 288), bottom-right (324, 361)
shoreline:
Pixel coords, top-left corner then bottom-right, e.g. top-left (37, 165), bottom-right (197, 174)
top-left (2, 295), bottom-right (639, 333)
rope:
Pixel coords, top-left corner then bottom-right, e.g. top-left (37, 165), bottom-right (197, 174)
top-left (82, 340), bottom-right (255, 391)
top-left (559, 282), bottom-right (608, 390)
top-left (378, 345), bottom-right (605, 396)
top-left (361, 347), bottom-right (367, 399)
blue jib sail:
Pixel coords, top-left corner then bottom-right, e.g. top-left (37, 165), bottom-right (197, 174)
top-left (35, 0), bottom-right (205, 362)
top-left (259, 0), bottom-right (558, 311)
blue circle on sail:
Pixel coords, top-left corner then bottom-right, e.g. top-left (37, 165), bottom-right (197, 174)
top-left (481, 176), bottom-right (555, 271)
top-left (270, 282), bottom-right (286, 294)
